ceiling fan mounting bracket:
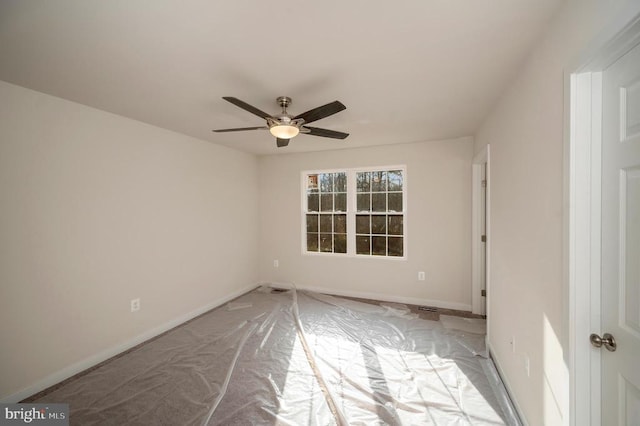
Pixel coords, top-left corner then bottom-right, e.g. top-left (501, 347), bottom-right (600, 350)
top-left (276, 96), bottom-right (292, 110)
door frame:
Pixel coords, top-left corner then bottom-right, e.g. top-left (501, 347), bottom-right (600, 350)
top-left (472, 144), bottom-right (490, 318)
top-left (565, 9), bottom-right (640, 426)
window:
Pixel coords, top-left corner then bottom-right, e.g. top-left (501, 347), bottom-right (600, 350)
top-left (304, 172), bottom-right (348, 253)
top-left (355, 170), bottom-right (404, 256)
top-left (302, 167), bottom-right (406, 258)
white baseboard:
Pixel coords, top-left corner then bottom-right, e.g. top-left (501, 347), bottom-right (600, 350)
top-left (265, 281), bottom-right (472, 312)
top-left (1, 283), bottom-right (259, 403)
top-left (487, 341), bottom-right (528, 426)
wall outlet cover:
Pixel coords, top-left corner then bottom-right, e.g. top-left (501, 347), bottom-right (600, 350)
top-left (130, 298), bottom-right (140, 312)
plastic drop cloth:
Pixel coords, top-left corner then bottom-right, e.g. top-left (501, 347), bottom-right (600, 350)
top-left (34, 286), bottom-right (520, 425)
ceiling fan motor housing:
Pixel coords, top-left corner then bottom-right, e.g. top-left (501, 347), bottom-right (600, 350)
top-left (271, 96), bottom-right (298, 126)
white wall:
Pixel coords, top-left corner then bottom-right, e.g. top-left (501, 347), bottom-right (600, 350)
top-left (474, 0), bottom-right (639, 424)
top-left (258, 138), bottom-right (474, 309)
top-left (0, 81), bottom-right (259, 401)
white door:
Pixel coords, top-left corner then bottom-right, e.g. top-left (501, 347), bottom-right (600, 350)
top-left (601, 40), bottom-right (640, 425)
top-left (472, 146), bottom-right (489, 317)
top-left (480, 162), bottom-right (487, 316)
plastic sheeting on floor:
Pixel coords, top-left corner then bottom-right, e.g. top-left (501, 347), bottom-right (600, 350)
top-left (34, 286), bottom-right (520, 425)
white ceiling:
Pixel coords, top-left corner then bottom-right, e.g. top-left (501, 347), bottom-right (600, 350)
top-left (0, 0), bottom-right (561, 156)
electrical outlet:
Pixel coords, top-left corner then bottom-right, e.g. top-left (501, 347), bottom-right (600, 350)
top-left (273, 260), bottom-right (279, 268)
top-left (418, 271), bottom-right (425, 281)
top-left (511, 336), bottom-right (516, 353)
top-left (525, 355), bottom-right (530, 377)
top-left (130, 298), bottom-right (140, 312)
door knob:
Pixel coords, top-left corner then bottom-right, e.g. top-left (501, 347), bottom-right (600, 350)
top-left (590, 333), bottom-right (617, 352)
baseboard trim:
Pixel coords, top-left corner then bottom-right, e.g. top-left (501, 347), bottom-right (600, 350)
top-left (1, 283), bottom-right (259, 403)
top-left (487, 341), bottom-right (528, 426)
top-left (265, 281), bottom-right (472, 312)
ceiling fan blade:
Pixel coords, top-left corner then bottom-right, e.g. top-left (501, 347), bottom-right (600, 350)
top-left (222, 97), bottom-right (273, 120)
top-left (276, 138), bottom-right (290, 147)
top-left (212, 126), bottom-right (268, 132)
top-left (294, 101), bottom-right (346, 124)
top-left (304, 126), bottom-right (349, 140)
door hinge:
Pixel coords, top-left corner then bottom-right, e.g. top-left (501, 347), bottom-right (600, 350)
top-left (481, 235), bottom-right (486, 242)
top-left (481, 179), bottom-right (487, 187)
top-left (481, 289), bottom-right (487, 297)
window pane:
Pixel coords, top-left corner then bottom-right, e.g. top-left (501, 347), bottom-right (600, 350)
top-left (307, 193), bottom-right (319, 212)
top-left (388, 215), bottom-right (403, 235)
top-left (320, 214), bottom-right (332, 233)
top-left (357, 172), bottom-right (370, 192)
top-left (334, 214), bottom-right (346, 233)
top-left (334, 234), bottom-right (347, 253)
top-left (307, 233), bottom-right (319, 252)
top-left (320, 233), bottom-right (332, 252)
top-left (334, 172), bottom-right (347, 192)
top-left (371, 215), bottom-right (387, 234)
top-left (357, 194), bottom-right (370, 211)
top-left (320, 173), bottom-right (333, 192)
top-left (372, 236), bottom-right (387, 255)
top-left (372, 193), bottom-right (386, 212)
top-left (388, 193), bottom-right (402, 212)
top-left (306, 214), bottom-right (318, 232)
top-left (388, 170), bottom-right (403, 191)
top-left (320, 194), bottom-right (333, 212)
top-left (307, 174), bottom-right (319, 192)
top-left (356, 215), bottom-right (370, 234)
top-left (335, 193), bottom-right (347, 212)
top-left (371, 171), bottom-right (387, 192)
top-left (388, 237), bottom-right (403, 257)
top-left (356, 236), bottom-right (370, 255)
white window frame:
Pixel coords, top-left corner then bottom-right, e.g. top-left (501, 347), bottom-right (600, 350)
top-left (301, 165), bottom-right (407, 259)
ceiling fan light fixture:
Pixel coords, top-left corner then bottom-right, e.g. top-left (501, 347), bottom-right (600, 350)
top-left (269, 124), bottom-right (299, 139)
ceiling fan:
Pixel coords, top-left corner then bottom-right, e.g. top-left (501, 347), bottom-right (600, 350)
top-left (213, 96), bottom-right (349, 147)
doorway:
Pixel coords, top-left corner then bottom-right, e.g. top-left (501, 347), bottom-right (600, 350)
top-left (472, 144), bottom-right (490, 320)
